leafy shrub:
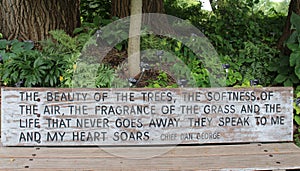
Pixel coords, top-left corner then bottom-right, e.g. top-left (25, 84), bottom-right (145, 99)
top-left (80, 0), bottom-right (111, 23)
top-left (95, 64), bottom-right (116, 88)
top-left (203, 1), bottom-right (284, 87)
top-left (294, 89), bottom-right (300, 147)
top-left (287, 13), bottom-right (300, 80)
top-left (270, 13), bottom-right (300, 87)
top-left (1, 49), bottom-right (48, 87)
top-left (40, 30), bottom-right (83, 87)
top-left (147, 71), bottom-right (178, 88)
top-left (0, 29), bottom-right (86, 87)
top-left (0, 39), bottom-right (34, 61)
top-left (140, 34), bottom-right (212, 87)
top-left (0, 39), bottom-right (38, 86)
top-left (238, 41), bottom-right (279, 86)
top-left (163, 0), bottom-right (286, 87)
top-left (164, 0), bottom-right (205, 21)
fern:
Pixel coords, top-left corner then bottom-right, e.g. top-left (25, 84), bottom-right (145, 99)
top-left (49, 30), bottom-right (78, 52)
top-left (95, 64), bottom-right (115, 88)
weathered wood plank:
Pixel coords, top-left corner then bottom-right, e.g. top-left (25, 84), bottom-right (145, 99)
top-left (1, 143), bottom-right (298, 159)
top-left (1, 87), bottom-right (293, 146)
top-left (20, 154), bottom-right (298, 170)
top-left (0, 147), bottom-right (37, 158)
top-left (1, 143), bottom-right (300, 170)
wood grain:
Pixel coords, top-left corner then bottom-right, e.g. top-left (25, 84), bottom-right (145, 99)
top-left (1, 143), bottom-right (300, 170)
top-left (1, 87), bottom-right (294, 146)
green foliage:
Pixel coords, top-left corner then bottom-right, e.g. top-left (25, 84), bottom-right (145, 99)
top-left (277, 13), bottom-right (300, 146)
top-left (164, 0), bottom-right (286, 87)
top-left (72, 62), bottom-right (99, 88)
top-left (0, 29), bottom-right (85, 87)
top-left (171, 39), bottom-right (211, 87)
top-left (0, 39), bottom-right (37, 86)
top-left (294, 90), bottom-right (300, 147)
top-left (95, 64), bottom-right (116, 88)
top-left (0, 0), bottom-right (289, 89)
top-left (1, 50), bottom-right (48, 87)
top-left (0, 37), bottom-right (73, 87)
top-left (0, 39), bottom-right (34, 61)
top-left (140, 34), bottom-right (212, 87)
top-left (253, 0), bottom-right (290, 15)
top-left (80, 0), bottom-right (111, 23)
top-left (238, 41), bottom-right (278, 86)
top-left (40, 30), bottom-right (83, 87)
top-left (198, 1), bottom-right (283, 86)
top-left (295, 133), bottom-right (300, 147)
top-left (147, 71), bottom-right (177, 88)
top-left (294, 92), bottom-right (300, 126)
top-left (271, 13), bottom-right (300, 87)
top-left (287, 13), bottom-right (300, 80)
top-left (221, 55), bottom-right (243, 86)
top-left (270, 55), bottom-right (299, 86)
top-left (101, 20), bottom-right (129, 49)
top-left (164, 0), bottom-right (205, 21)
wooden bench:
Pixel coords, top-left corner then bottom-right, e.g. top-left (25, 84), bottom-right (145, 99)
top-left (1, 143), bottom-right (300, 170)
top-left (1, 87), bottom-right (300, 170)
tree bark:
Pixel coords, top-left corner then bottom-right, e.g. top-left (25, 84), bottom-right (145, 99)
top-left (111, 0), bottom-right (131, 19)
top-left (277, 0), bottom-right (300, 55)
top-left (142, 0), bottom-right (172, 34)
top-left (0, 0), bottom-right (80, 42)
top-left (111, 0), bottom-right (165, 19)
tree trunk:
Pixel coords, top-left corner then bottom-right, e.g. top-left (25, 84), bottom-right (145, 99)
top-left (111, 0), bottom-right (172, 77)
top-left (111, 0), bottom-right (131, 19)
top-left (111, 0), bottom-right (165, 19)
top-left (111, 0), bottom-right (172, 34)
top-left (0, 0), bottom-right (80, 42)
top-left (277, 0), bottom-right (300, 55)
top-left (128, 0), bottom-right (142, 77)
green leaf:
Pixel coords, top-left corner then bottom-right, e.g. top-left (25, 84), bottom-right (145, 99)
top-left (11, 41), bottom-right (25, 54)
top-left (291, 74), bottom-right (300, 84)
top-left (153, 83), bottom-right (161, 88)
top-left (278, 67), bottom-right (290, 75)
top-left (283, 79), bottom-right (293, 87)
top-left (22, 41), bottom-right (34, 50)
top-left (287, 42), bottom-right (299, 51)
top-left (287, 32), bottom-right (298, 45)
top-left (115, 44), bottom-right (122, 51)
top-left (291, 12), bottom-right (300, 32)
top-left (290, 52), bottom-right (300, 66)
top-left (89, 2), bottom-right (100, 9)
top-left (267, 61), bottom-right (280, 72)
top-left (0, 40), bottom-right (8, 49)
top-left (294, 102), bottom-right (300, 114)
top-left (93, 16), bottom-right (101, 26)
top-left (73, 27), bottom-right (84, 34)
top-left (234, 72), bottom-right (243, 81)
top-left (274, 74), bottom-right (287, 83)
top-left (295, 65), bottom-right (300, 79)
top-left (295, 115), bottom-right (300, 126)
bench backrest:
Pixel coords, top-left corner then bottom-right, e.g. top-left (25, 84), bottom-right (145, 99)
top-left (1, 87), bottom-right (293, 146)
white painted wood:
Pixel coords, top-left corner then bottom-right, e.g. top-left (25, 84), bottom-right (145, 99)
top-left (1, 87), bottom-right (293, 146)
